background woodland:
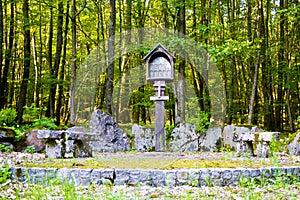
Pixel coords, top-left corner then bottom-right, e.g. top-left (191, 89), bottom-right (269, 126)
top-left (0, 0), bottom-right (299, 132)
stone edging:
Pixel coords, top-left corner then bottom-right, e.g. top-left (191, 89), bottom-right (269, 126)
top-left (10, 166), bottom-right (300, 187)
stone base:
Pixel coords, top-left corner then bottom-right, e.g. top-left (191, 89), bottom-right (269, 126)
top-left (73, 140), bottom-right (93, 158)
top-left (11, 166), bottom-right (300, 187)
top-left (233, 132), bottom-right (280, 158)
top-left (45, 139), bottom-right (66, 159)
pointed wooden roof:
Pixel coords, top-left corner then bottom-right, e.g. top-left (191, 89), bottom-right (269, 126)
top-left (143, 43), bottom-right (175, 62)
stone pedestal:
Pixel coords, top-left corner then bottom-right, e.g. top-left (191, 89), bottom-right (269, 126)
top-left (45, 138), bottom-right (66, 159)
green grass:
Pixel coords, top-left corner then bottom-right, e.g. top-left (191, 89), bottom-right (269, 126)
top-left (0, 177), bottom-right (299, 199)
top-left (24, 152), bottom-right (300, 170)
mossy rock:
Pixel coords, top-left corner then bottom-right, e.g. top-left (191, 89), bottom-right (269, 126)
top-left (0, 126), bottom-right (16, 143)
top-left (287, 130), bottom-right (300, 144)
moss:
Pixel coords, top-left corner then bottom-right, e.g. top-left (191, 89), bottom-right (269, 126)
top-left (23, 154), bottom-right (300, 170)
top-left (254, 132), bottom-right (260, 142)
top-left (287, 131), bottom-right (300, 144)
top-left (215, 137), bottom-right (223, 152)
top-left (165, 159), bottom-right (276, 169)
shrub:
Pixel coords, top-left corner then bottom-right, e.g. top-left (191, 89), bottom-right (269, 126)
top-left (0, 164), bottom-right (11, 184)
top-left (0, 143), bottom-right (11, 152)
top-left (24, 145), bottom-right (36, 153)
top-left (165, 124), bottom-right (175, 140)
top-left (0, 107), bottom-right (17, 127)
top-left (22, 103), bottom-right (57, 130)
top-left (187, 109), bottom-right (210, 132)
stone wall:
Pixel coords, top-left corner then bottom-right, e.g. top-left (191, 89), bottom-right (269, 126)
top-left (11, 166), bottom-right (300, 187)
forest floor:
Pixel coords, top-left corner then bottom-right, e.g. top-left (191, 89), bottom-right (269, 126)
top-left (1, 151), bottom-right (300, 199)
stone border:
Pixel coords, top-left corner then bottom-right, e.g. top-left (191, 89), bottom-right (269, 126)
top-left (11, 166), bottom-right (300, 187)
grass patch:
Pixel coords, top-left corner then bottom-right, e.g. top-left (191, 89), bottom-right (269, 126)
top-left (23, 152), bottom-right (300, 170)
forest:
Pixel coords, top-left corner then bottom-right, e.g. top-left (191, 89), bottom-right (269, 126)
top-left (0, 0), bottom-right (299, 132)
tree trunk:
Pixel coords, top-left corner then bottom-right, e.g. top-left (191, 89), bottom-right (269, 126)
top-left (52, 1), bottom-right (64, 124)
top-left (105, 0), bottom-right (116, 115)
top-left (56, 1), bottom-right (67, 126)
top-left (275, 0), bottom-right (286, 131)
top-left (176, 0), bottom-right (186, 123)
top-left (0, 0), bottom-right (4, 109)
top-left (17, 0), bottom-right (31, 123)
top-left (47, 6), bottom-right (54, 117)
top-left (0, 0), bottom-right (14, 109)
top-left (248, 53), bottom-right (260, 125)
top-left (70, 0), bottom-right (77, 125)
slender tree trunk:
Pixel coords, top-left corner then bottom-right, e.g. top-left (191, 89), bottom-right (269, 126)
top-left (17, 0), bottom-right (31, 123)
top-left (248, 53), bottom-right (260, 125)
top-left (117, 0), bottom-right (131, 123)
top-left (137, 0), bottom-right (146, 124)
top-left (0, 0), bottom-right (4, 109)
top-left (47, 6), bottom-right (54, 117)
top-left (162, 0), bottom-right (169, 29)
top-left (258, 0), bottom-right (271, 130)
top-left (57, 2), bottom-right (69, 125)
top-left (35, 1), bottom-right (42, 108)
top-left (9, 42), bottom-right (17, 106)
top-left (54, 1), bottom-right (65, 125)
top-left (50, 1), bottom-right (64, 123)
top-left (70, 0), bottom-right (77, 125)
top-left (285, 75), bottom-right (295, 132)
top-left (105, 0), bottom-right (116, 115)
top-left (276, 0), bottom-right (286, 131)
top-left (176, 0), bottom-right (186, 123)
top-left (32, 35), bottom-right (38, 104)
top-left (0, 0), bottom-right (14, 109)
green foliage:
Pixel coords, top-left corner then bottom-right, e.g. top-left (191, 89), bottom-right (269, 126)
top-left (0, 164), bottom-right (11, 184)
top-left (24, 145), bottom-right (36, 153)
top-left (32, 118), bottom-right (57, 130)
top-left (187, 109), bottom-right (210, 132)
top-left (62, 181), bottom-right (77, 200)
top-left (270, 137), bottom-right (284, 155)
top-left (296, 116), bottom-right (300, 130)
top-left (165, 124), bottom-right (175, 140)
top-left (13, 128), bottom-right (25, 142)
top-left (22, 103), bottom-right (57, 130)
top-left (239, 169), bottom-right (300, 188)
top-left (0, 107), bottom-right (17, 127)
top-left (0, 143), bottom-right (11, 152)
top-left (22, 103), bottom-right (46, 122)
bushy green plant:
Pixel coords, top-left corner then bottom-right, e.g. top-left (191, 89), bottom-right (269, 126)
top-left (22, 103), bottom-right (57, 130)
top-left (0, 143), bottom-right (11, 152)
top-left (24, 145), bottom-right (36, 153)
top-left (32, 118), bottom-right (57, 130)
top-left (0, 164), bottom-right (11, 184)
top-left (187, 109), bottom-right (210, 132)
top-left (22, 103), bottom-right (45, 122)
top-left (165, 124), bottom-right (175, 140)
top-left (297, 116), bottom-right (300, 130)
top-left (0, 107), bottom-right (17, 127)
top-left (13, 127), bottom-right (25, 142)
top-left (270, 135), bottom-right (288, 156)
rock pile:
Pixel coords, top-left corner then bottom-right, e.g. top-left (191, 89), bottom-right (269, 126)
top-left (89, 110), bottom-right (130, 152)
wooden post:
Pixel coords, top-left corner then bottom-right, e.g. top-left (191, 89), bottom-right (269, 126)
top-left (144, 44), bottom-right (175, 152)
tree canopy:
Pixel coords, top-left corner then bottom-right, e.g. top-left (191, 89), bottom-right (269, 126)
top-left (0, 0), bottom-right (299, 131)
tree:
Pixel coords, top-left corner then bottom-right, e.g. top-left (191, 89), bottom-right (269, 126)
top-left (176, 0), bottom-right (186, 123)
top-left (51, 1), bottom-right (64, 123)
top-left (70, 0), bottom-right (77, 125)
top-left (56, 2), bottom-right (70, 126)
top-left (105, 0), bottom-right (116, 115)
top-left (17, 0), bottom-right (31, 122)
top-left (0, 0), bottom-right (3, 109)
